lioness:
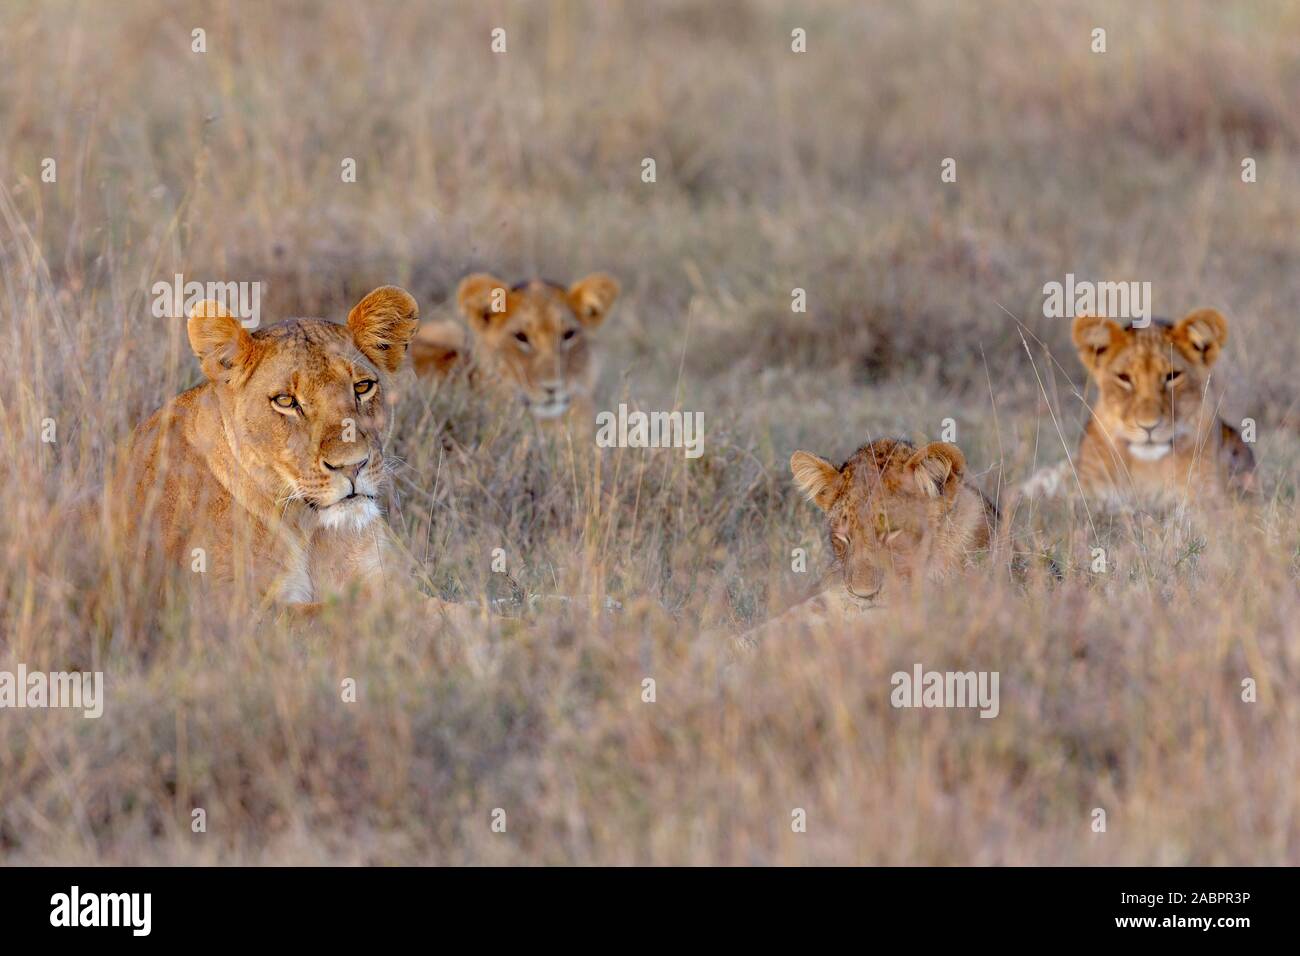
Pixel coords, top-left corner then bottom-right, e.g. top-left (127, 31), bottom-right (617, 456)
top-left (116, 287), bottom-right (422, 610)
top-left (741, 438), bottom-right (997, 644)
top-left (409, 272), bottom-right (619, 423)
top-left (1022, 309), bottom-right (1255, 506)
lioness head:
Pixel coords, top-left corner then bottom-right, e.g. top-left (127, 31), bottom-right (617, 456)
top-left (791, 438), bottom-right (988, 603)
top-left (1072, 308), bottom-right (1228, 462)
top-left (455, 273), bottom-right (619, 419)
top-left (187, 287), bottom-right (420, 532)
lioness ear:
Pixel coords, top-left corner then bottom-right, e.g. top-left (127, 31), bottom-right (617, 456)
top-left (347, 286), bottom-right (420, 373)
top-left (1170, 307), bottom-right (1228, 366)
top-left (1071, 315), bottom-right (1127, 372)
top-left (457, 273), bottom-right (510, 332)
top-left (906, 441), bottom-right (966, 499)
top-left (790, 451), bottom-right (841, 510)
top-left (188, 300), bottom-right (252, 382)
top-left (568, 273), bottom-right (620, 328)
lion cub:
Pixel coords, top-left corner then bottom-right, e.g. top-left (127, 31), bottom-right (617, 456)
top-left (740, 438), bottom-right (996, 644)
top-left (410, 273), bottom-right (619, 424)
top-left (114, 287), bottom-right (422, 611)
top-left (790, 438), bottom-right (997, 603)
top-left (1022, 309), bottom-right (1255, 507)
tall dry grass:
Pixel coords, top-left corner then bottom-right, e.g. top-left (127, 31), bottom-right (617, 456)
top-left (1, 0), bottom-right (1297, 863)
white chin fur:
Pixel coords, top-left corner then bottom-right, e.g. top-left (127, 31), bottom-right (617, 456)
top-left (835, 589), bottom-right (879, 613)
top-left (318, 497), bottom-right (381, 532)
top-left (1128, 442), bottom-right (1172, 462)
top-left (530, 402), bottom-right (570, 420)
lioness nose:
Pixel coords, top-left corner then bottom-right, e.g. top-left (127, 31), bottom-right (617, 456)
top-left (324, 456), bottom-right (369, 481)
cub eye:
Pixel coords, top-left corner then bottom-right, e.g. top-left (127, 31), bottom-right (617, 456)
top-left (562, 328), bottom-right (578, 341)
top-left (1165, 371), bottom-right (1183, 386)
top-left (514, 331), bottom-right (530, 346)
top-left (1115, 372), bottom-right (1133, 388)
top-left (272, 394), bottom-right (296, 409)
top-left (354, 379), bottom-right (376, 397)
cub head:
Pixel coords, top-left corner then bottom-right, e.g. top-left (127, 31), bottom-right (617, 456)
top-left (791, 438), bottom-right (969, 603)
top-left (187, 286), bottom-right (420, 532)
top-left (456, 272), bottom-right (619, 419)
top-left (1072, 308), bottom-right (1228, 461)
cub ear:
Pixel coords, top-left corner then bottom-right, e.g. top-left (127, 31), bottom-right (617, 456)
top-left (790, 451), bottom-right (841, 510)
top-left (188, 300), bottom-right (252, 382)
top-left (906, 441), bottom-right (966, 499)
top-left (568, 273), bottom-right (620, 328)
top-left (1071, 315), bottom-right (1127, 373)
top-left (1170, 307), bottom-right (1228, 366)
top-left (347, 286), bottom-right (420, 373)
top-left (457, 273), bottom-right (510, 332)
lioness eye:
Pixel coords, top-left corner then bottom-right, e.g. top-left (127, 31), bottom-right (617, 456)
top-left (1165, 371), bottom-right (1182, 386)
top-left (354, 379), bottom-right (376, 397)
top-left (562, 328), bottom-right (578, 341)
top-left (514, 331), bottom-right (530, 346)
top-left (272, 394), bottom-right (295, 409)
top-left (1115, 372), bottom-right (1132, 387)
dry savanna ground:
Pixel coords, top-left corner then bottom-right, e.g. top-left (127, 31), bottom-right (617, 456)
top-left (1, 0), bottom-right (1298, 864)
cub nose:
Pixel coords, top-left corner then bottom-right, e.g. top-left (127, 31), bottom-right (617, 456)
top-left (1134, 406), bottom-right (1162, 432)
top-left (847, 566), bottom-right (884, 600)
top-left (847, 585), bottom-right (882, 601)
top-left (323, 456), bottom-right (369, 482)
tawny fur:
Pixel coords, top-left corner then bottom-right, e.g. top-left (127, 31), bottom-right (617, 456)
top-left (111, 288), bottom-right (422, 611)
top-left (409, 273), bottom-right (619, 425)
top-left (739, 438), bottom-right (997, 646)
top-left (1025, 308), bottom-right (1255, 508)
top-left (792, 438), bottom-right (996, 602)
